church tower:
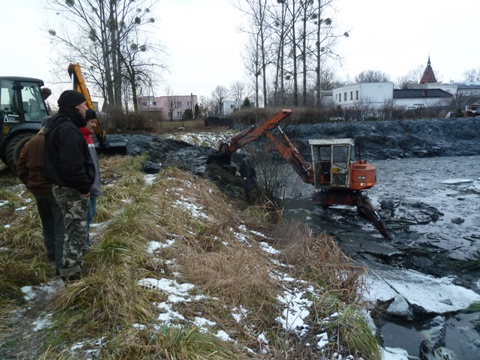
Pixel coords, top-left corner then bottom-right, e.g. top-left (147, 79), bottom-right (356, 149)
top-left (419, 56), bottom-right (438, 84)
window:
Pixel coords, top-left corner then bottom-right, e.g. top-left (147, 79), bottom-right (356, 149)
top-left (176, 111), bottom-right (182, 117)
top-left (344, 92), bottom-right (347, 101)
top-left (356, 90), bottom-right (359, 100)
top-left (175, 101), bottom-right (182, 107)
top-left (350, 91), bottom-right (353, 100)
top-left (332, 145), bottom-right (349, 169)
top-left (187, 101), bottom-right (192, 107)
top-left (152, 101), bottom-right (156, 106)
top-left (338, 93), bottom-right (341, 102)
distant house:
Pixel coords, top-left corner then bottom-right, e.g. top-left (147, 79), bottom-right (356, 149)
top-left (407, 58), bottom-right (480, 100)
top-left (410, 82), bottom-right (480, 99)
top-left (139, 94), bottom-right (197, 120)
top-left (222, 100), bottom-right (243, 116)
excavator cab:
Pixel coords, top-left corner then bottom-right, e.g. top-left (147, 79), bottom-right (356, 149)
top-left (309, 138), bottom-right (376, 191)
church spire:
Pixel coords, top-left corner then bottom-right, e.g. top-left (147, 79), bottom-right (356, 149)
top-left (420, 56), bottom-right (437, 84)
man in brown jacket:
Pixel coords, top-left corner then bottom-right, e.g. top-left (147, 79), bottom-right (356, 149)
top-left (17, 119), bottom-right (65, 272)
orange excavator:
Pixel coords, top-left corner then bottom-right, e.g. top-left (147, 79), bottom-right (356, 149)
top-left (209, 109), bottom-right (390, 239)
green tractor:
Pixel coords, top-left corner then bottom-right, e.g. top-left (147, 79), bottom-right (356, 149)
top-left (0, 76), bottom-right (49, 170)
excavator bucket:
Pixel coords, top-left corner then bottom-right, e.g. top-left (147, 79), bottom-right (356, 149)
top-left (313, 189), bottom-right (390, 239)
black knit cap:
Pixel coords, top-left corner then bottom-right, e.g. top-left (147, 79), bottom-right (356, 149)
top-left (57, 90), bottom-right (86, 108)
top-left (85, 108), bottom-right (97, 121)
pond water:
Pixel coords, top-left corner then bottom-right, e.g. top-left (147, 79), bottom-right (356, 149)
top-left (380, 312), bottom-right (480, 359)
top-left (283, 155), bottom-right (480, 358)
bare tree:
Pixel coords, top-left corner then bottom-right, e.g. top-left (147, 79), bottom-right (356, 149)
top-left (355, 70), bottom-right (390, 83)
top-left (284, 0), bottom-right (301, 106)
top-left (270, 1), bottom-right (289, 105)
top-left (237, 0), bottom-right (272, 108)
top-left (464, 68), bottom-right (480, 82)
top-left (350, 97), bottom-right (377, 121)
top-left (198, 96), bottom-right (214, 117)
top-left (46, 0), bottom-right (164, 111)
top-left (118, 29), bottom-right (166, 113)
top-left (312, 0), bottom-right (348, 108)
top-left (243, 36), bottom-right (262, 108)
top-left (230, 81), bottom-right (247, 102)
top-left (396, 65), bottom-right (425, 89)
top-left (240, 0), bottom-right (346, 108)
top-left (211, 86), bottom-right (229, 115)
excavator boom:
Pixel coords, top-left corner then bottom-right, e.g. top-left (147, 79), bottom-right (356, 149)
top-left (263, 128), bottom-right (314, 184)
top-left (218, 109), bottom-right (293, 153)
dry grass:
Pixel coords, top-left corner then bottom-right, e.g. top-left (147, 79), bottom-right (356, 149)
top-left (0, 153), bottom-right (379, 359)
top-left (156, 119), bottom-right (206, 134)
top-left (101, 326), bottom-right (246, 360)
top-left (180, 248), bottom-right (279, 309)
top-left (276, 222), bottom-right (368, 302)
top-left (53, 264), bottom-right (158, 332)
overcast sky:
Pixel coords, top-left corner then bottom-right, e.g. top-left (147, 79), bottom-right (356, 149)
top-left (335, 0), bottom-right (480, 84)
top-left (2, 0), bottom-right (480, 105)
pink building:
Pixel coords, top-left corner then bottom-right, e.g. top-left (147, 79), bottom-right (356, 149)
top-left (139, 94), bottom-right (197, 120)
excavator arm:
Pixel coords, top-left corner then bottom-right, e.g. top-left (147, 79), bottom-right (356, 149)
top-left (67, 63), bottom-right (106, 148)
top-left (67, 63), bottom-right (127, 155)
top-left (214, 109), bottom-right (314, 183)
top-left (218, 109), bottom-right (293, 153)
top-left (263, 127), bottom-right (314, 184)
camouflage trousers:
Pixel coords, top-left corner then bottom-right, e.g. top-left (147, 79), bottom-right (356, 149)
top-left (53, 185), bottom-right (89, 277)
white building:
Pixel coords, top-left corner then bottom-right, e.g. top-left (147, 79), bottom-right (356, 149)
top-left (333, 82), bottom-right (394, 110)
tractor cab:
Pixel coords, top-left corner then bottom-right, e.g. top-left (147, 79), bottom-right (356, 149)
top-left (0, 77), bottom-right (49, 168)
top-left (309, 138), bottom-right (377, 191)
top-left (0, 77), bottom-right (48, 126)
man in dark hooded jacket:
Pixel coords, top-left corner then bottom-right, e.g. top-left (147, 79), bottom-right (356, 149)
top-left (44, 90), bottom-right (95, 282)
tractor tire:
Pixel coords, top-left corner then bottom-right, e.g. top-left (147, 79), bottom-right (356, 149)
top-left (5, 132), bottom-right (36, 171)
